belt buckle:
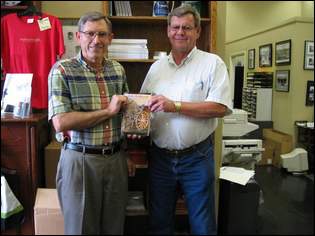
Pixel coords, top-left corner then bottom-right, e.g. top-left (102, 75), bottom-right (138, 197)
top-left (102, 146), bottom-right (114, 156)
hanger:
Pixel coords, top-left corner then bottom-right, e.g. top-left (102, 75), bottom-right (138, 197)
top-left (17, 3), bottom-right (42, 17)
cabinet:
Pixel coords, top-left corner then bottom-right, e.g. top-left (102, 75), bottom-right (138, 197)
top-left (102, 1), bottom-right (217, 234)
top-left (295, 121), bottom-right (314, 173)
top-left (1, 113), bottom-right (49, 235)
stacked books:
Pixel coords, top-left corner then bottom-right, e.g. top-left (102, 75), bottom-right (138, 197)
top-left (113, 1), bottom-right (132, 16)
top-left (108, 39), bottom-right (149, 60)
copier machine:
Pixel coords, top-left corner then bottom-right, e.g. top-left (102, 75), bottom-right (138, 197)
top-left (222, 109), bottom-right (265, 170)
top-left (218, 109), bottom-right (264, 234)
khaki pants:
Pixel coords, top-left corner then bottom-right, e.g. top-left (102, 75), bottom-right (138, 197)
top-left (56, 148), bottom-right (128, 235)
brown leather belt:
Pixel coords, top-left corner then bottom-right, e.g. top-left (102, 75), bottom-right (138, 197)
top-left (64, 143), bottom-right (120, 156)
top-left (153, 136), bottom-right (211, 156)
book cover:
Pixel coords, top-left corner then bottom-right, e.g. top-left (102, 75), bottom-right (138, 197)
top-left (122, 93), bottom-right (151, 136)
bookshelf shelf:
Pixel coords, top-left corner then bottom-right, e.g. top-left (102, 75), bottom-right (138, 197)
top-left (1, 6), bottom-right (28, 10)
top-left (126, 209), bottom-right (149, 216)
top-left (109, 16), bottom-right (211, 24)
top-left (135, 164), bottom-right (149, 169)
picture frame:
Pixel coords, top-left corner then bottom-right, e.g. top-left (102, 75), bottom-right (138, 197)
top-left (62, 26), bottom-right (80, 59)
top-left (248, 48), bottom-right (255, 69)
top-left (305, 80), bottom-right (314, 106)
top-left (275, 70), bottom-right (290, 92)
top-left (275, 39), bottom-right (291, 65)
top-left (259, 43), bottom-right (272, 67)
top-left (304, 40), bottom-right (314, 70)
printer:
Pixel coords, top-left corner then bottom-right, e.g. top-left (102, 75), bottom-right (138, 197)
top-left (222, 109), bottom-right (264, 170)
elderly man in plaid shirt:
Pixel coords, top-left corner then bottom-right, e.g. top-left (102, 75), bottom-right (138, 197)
top-left (48, 11), bottom-right (135, 235)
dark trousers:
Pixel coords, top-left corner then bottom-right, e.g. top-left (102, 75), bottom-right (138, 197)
top-left (148, 137), bottom-right (217, 235)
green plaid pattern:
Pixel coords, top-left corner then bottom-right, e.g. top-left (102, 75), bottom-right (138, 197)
top-left (48, 53), bottom-right (129, 145)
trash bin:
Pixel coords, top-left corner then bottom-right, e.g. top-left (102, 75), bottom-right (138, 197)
top-left (218, 178), bottom-right (260, 235)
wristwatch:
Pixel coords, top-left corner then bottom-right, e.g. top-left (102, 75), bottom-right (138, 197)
top-left (174, 101), bottom-right (182, 113)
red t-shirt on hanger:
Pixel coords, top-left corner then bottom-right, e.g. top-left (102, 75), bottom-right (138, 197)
top-left (1, 13), bottom-right (65, 109)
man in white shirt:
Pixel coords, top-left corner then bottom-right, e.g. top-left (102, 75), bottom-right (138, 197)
top-left (141, 4), bottom-right (232, 235)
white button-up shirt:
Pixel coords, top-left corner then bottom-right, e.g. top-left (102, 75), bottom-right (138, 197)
top-left (141, 47), bottom-right (232, 150)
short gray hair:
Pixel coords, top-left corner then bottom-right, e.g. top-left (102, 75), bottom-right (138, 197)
top-left (167, 4), bottom-right (201, 28)
top-left (78, 11), bottom-right (112, 32)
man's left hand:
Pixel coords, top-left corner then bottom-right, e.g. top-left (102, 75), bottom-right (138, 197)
top-left (148, 95), bottom-right (175, 112)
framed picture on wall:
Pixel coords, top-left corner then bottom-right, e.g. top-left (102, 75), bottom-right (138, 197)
top-left (248, 48), bottom-right (255, 69)
top-left (275, 39), bottom-right (291, 65)
top-left (304, 40), bottom-right (314, 70)
top-left (275, 70), bottom-right (290, 92)
top-left (305, 80), bottom-right (314, 106)
top-left (259, 43), bottom-right (272, 67)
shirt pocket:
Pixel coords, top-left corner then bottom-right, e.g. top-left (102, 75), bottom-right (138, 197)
top-left (181, 79), bottom-right (207, 102)
top-left (72, 96), bottom-right (101, 111)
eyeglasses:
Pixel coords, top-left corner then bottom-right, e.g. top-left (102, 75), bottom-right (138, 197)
top-left (79, 31), bottom-right (110, 39)
top-left (169, 25), bottom-right (195, 33)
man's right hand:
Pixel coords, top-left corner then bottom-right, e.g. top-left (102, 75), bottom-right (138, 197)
top-left (107, 95), bottom-right (128, 115)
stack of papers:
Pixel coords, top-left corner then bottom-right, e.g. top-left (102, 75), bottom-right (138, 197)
top-left (219, 166), bottom-right (255, 185)
top-left (108, 39), bottom-right (149, 60)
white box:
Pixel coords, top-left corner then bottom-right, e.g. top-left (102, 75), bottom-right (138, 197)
top-left (34, 188), bottom-right (64, 235)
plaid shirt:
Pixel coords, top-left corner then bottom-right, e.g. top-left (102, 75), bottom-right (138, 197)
top-left (48, 53), bottom-right (129, 145)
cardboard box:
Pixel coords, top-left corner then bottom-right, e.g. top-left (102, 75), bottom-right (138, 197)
top-left (34, 188), bottom-right (64, 235)
top-left (44, 142), bottom-right (62, 188)
top-left (262, 129), bottom-right (293, 167)
top-left (258, 139), bottom-right (276, 165)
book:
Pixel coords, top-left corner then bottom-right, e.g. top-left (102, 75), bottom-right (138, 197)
top-left (1, 73), bottom-right (33, 117)
top-left (126, 1), bottom-right (132, 16)
top-left (121, 93), bottom-right (152, 136)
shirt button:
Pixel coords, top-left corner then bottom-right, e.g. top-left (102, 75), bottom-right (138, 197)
top-left (101, 91), bottom-right (105, 94)
top-left (105, 125), bottom-right (109, 129)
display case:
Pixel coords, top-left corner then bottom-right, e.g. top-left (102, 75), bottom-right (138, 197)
top-left (1, 113), bottom-right (49, 235)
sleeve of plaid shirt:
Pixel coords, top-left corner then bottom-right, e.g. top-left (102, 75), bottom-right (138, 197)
top-left (48, 62), bottom-right (72, 121)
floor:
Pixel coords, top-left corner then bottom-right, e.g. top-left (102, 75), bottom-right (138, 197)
top-left (255, 165), bottom-right (314, 235)
top-left (125, 165), bottom-right (314, 235)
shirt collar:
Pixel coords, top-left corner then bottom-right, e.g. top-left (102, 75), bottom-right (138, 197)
top-left (76, 51), bottom-right (107, 71)
top-left (168, 46), bottom-right (197, 67)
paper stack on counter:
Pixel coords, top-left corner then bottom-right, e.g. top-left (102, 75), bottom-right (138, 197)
top-left (219, 166), bottom-right (255, 185)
